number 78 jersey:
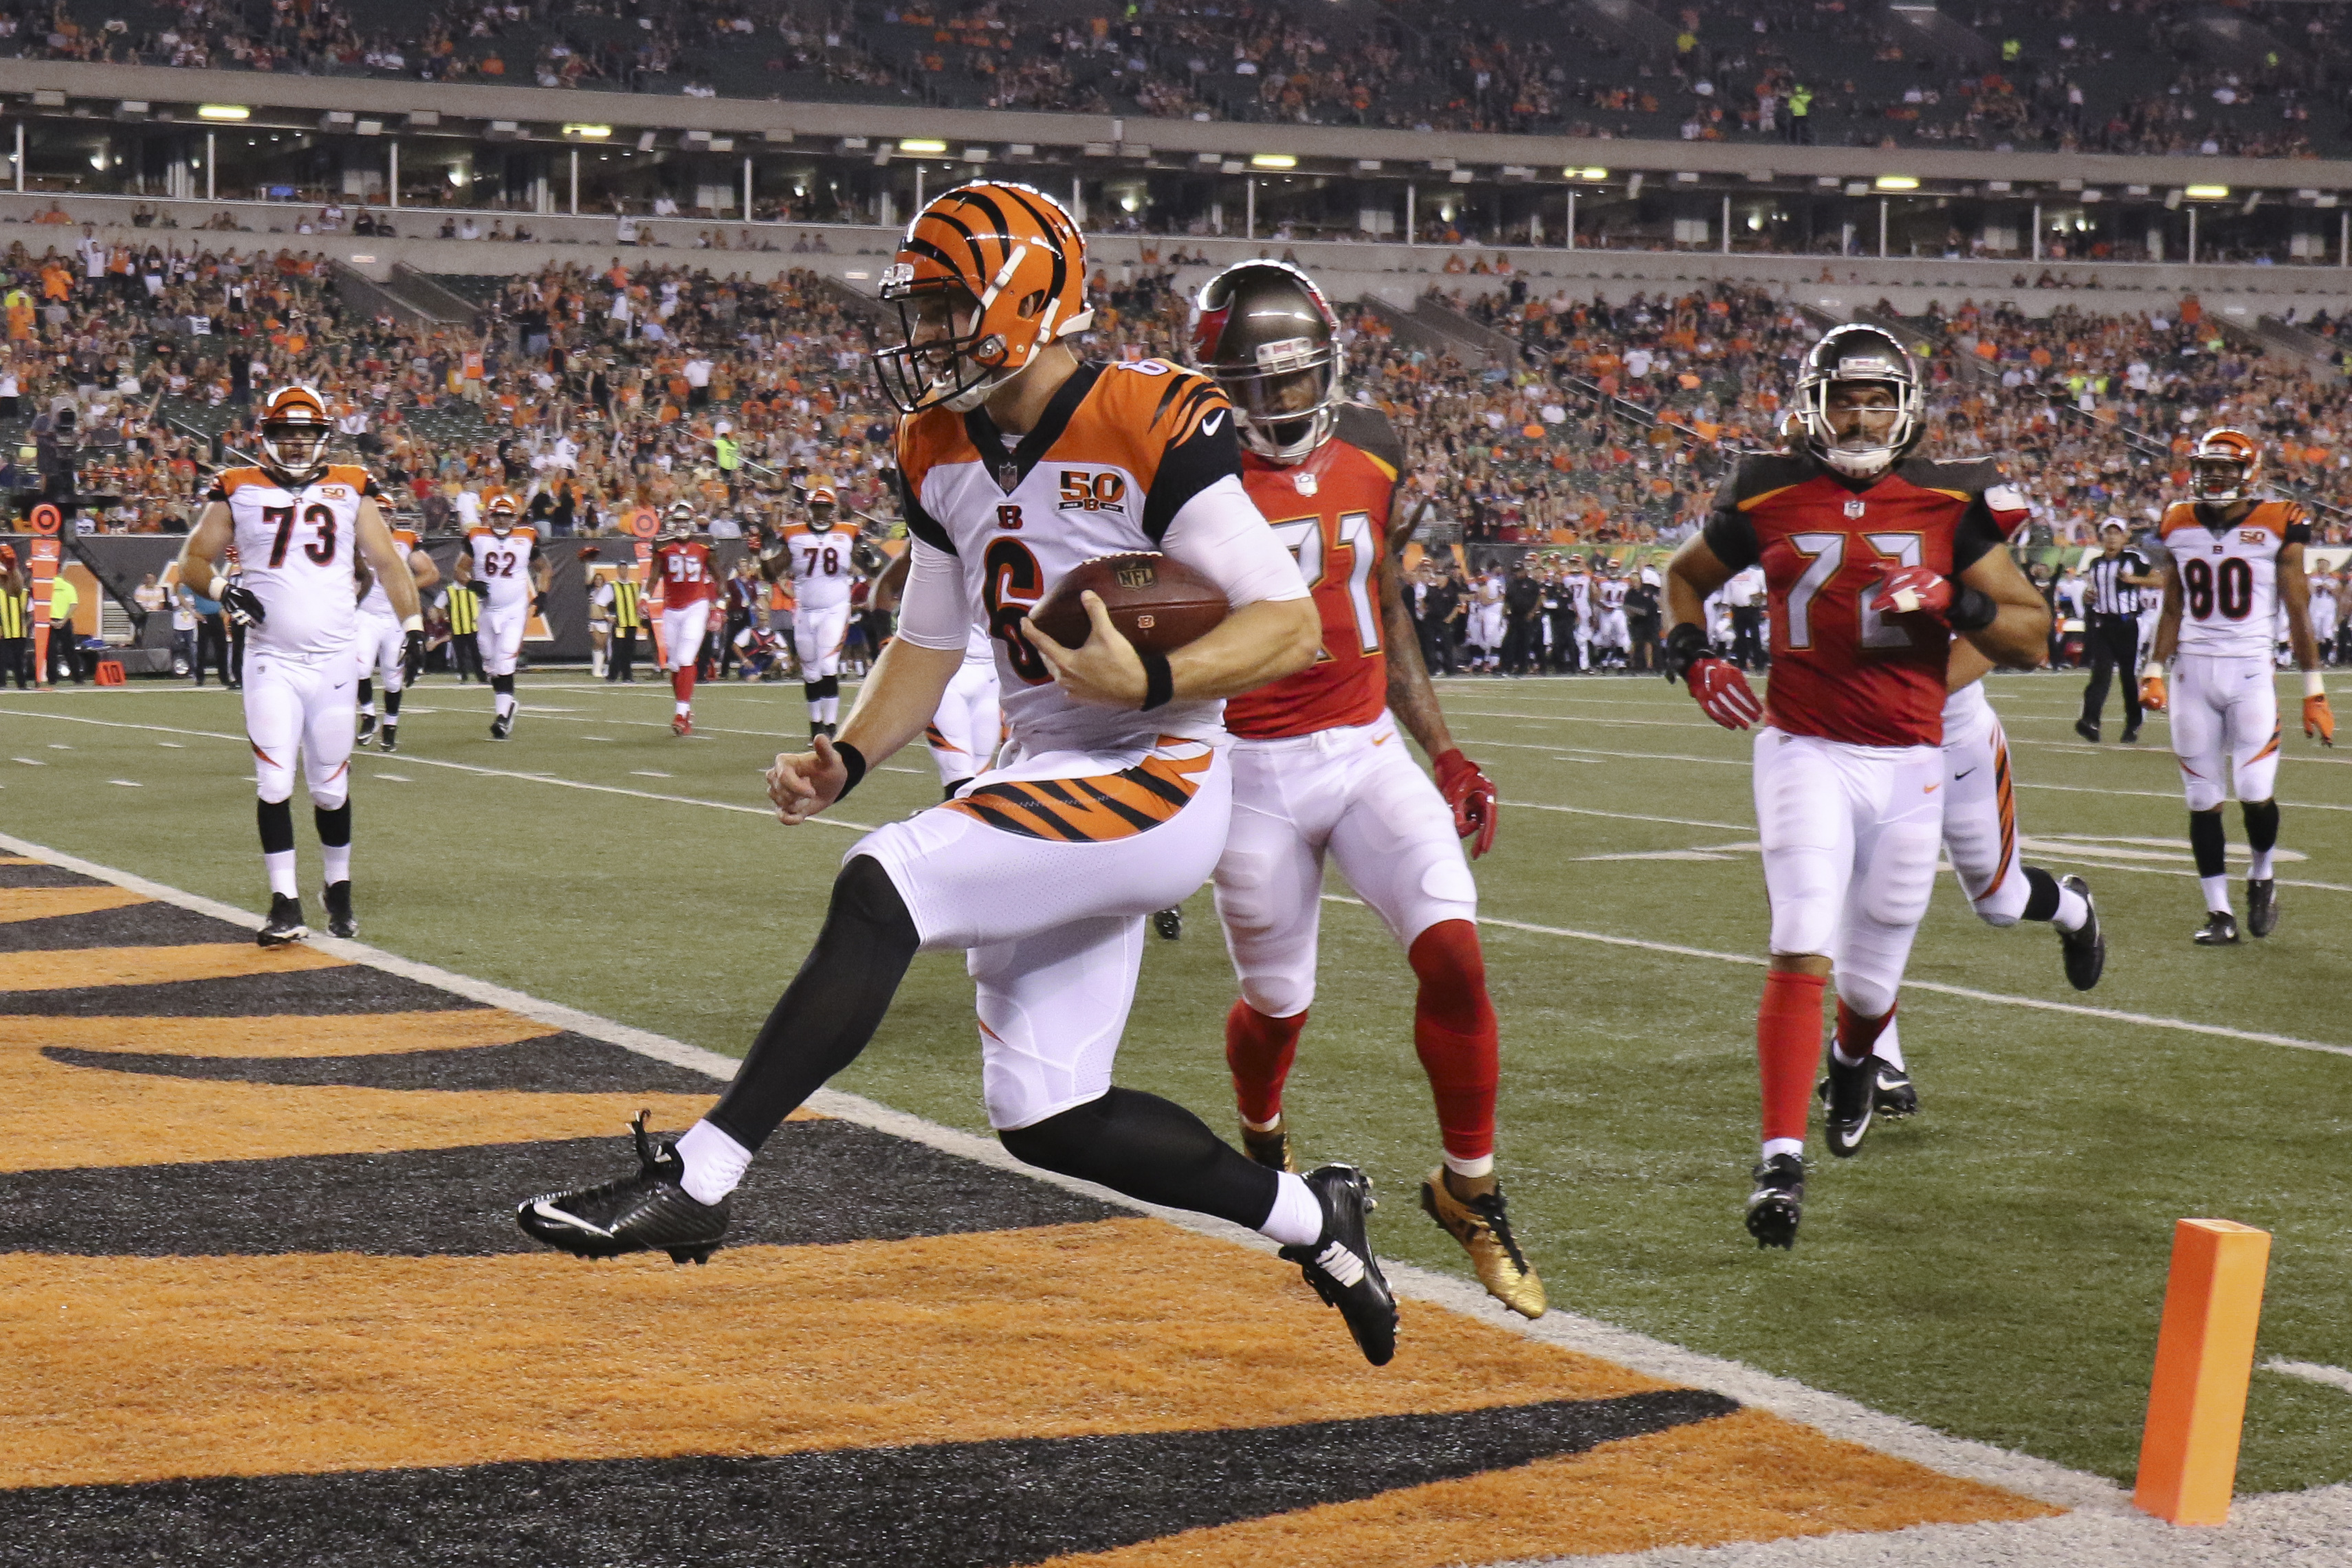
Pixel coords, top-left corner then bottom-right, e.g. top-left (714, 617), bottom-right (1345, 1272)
top-left (2158, 499), bottom-right (2309, 658)
top-left (210, 463), bottom-right (378, 657)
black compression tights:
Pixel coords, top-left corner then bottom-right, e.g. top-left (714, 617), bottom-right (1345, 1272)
top-left (705, 855), bottom-right (921, 1151)
top-left (998, 1088), bottom-right (1282, 1231)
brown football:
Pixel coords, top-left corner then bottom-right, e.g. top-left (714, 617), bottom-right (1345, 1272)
top-left (1028, 551), bottom-right (1229, 656)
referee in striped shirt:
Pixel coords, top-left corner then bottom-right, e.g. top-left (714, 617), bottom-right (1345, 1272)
top-left (2076, 519), bottom-right (2162, 744)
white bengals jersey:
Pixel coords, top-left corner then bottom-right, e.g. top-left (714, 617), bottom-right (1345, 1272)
top-left (210, 464), bottom-right (375, 657)
top-left (2158, 499), bottom-right (2310, 659)
top-left (782, 524), bottom-right (857, 610)
top-left (468, 525), bottom-right (538, 608)
top-left (1596, 578), bottom-right (1628, 612)
top-left (358, 525), bottom-right (420, 620)
top-left (897, 358), bottom-right (1242, 759)
top-left (1563, 572), bottom-right (1592, 614)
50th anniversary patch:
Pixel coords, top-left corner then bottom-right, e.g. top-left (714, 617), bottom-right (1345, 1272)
top-left (0, 849), bottom-right (2054, 1566)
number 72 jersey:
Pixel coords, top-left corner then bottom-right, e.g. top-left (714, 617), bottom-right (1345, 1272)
top-left (210, 463), bottom-right (378, 657)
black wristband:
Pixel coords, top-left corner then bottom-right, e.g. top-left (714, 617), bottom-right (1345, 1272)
top-left (1137, 648), bottom-right (1174, 712)
top-left (1661, 621), bottom-right (1708, 683)
top-left (1948, 582), bottom-right (1997, 633)
top-left (832, 740), bottom-right (868, 801)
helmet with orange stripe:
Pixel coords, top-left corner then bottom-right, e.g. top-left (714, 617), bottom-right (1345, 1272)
top-left (2190, 427), bottom-right (2261, 504)
top-left (258, 384), bottom-right (332, 487)
top-left (872, 181), bottom-right (1093, 415)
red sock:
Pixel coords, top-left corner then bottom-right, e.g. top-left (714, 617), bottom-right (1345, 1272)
top-left (1225, 1000), bottom-right (1306, 1126)
top-left (1834, 999), bottom-right (1894, 1064)
top-left (672, 666), bottom-right (695, 705)
top-left (1757, 970), bottom-right (1828, 1145)
top-left (1407, 920), bottom-right (1499, 1164)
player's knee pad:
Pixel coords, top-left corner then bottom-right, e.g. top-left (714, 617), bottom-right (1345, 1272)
top-left (2234, 748), bottom-right (2281, 808)
top-left (1854, 826), bottom-right (1939, 930)
top-left (2180, 762), bottom-right (2228, 814)
top-left (252, 757), bottom-right (296, 806)
top-left (1237, 969), bottom-right (1315, 1022)
top-left (1970, 890), bottom-right (2025, 929)
top-left (1832, 958), bottom-right (1902, 1022)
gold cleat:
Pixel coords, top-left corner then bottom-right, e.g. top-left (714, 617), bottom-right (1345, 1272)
top-left (1420, 1168), bottom-right (1546, 1318)
top-left (1240, 1117), bottom-right (1297, 1173)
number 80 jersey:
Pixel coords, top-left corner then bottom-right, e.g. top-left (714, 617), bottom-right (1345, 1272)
top-left (210, 464), bottom-right (378, 658)
top-left (2158, 499), bottom-right (2309, 659)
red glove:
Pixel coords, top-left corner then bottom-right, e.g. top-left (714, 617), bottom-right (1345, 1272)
top-left (1433, 748), bottom-right (1498, 859)
top-left (1685, 657), bottom-right (1763, 730)
top-left (1869, 564), bottom-right (1954, 623)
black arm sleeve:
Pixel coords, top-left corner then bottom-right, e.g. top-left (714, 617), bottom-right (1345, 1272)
top-left (1139, 378), bottom-right (1244, 543)
top-left (1703, 507), bottom-right (1761, 571)
top-left (897, 467), bottom-right (955, 555)
top-left (1951, 498), bottom-right (2006, 573)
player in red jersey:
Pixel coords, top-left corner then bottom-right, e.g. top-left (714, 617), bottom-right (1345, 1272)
top-left (1191, 261), bottom-right (1536, 1316)
top-left (650, 500), bottom-right (718, 736)
top-left (1662, 324), bottom-right (2049, 1250)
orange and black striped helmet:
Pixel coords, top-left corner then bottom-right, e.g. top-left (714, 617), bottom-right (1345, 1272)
top-left (258, 384), bottom-right (331, 483)
top-left (2190, 426), bottom-right (2261, 503)
top-left (872, 181), bottom-right (1093, 415)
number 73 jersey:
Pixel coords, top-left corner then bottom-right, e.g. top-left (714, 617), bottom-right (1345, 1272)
top-left (1704, 454), bottom-right (2022, 749)
top-left (2158, 499), bottom-right (2309, 658)
top-left (210, 463), bottom-right (379, 658)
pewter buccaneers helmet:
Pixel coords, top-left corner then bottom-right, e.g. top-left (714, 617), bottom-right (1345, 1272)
top-left (1794, 324), bottom-right (1922, 480)
top-left (1189, 259), bottom-right (1344, 465)
top-left (258, 385), bottom-right (333, 485)
top-left (2190, 427), bottom-right (2261, 503)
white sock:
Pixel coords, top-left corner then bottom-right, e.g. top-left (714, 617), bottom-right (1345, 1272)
top-left (496, 691), bottom-right (518, 718)
top-left (321, 841), bottom-right (351, 886)
top-left (817, 695), bottom-right (839, 724)
top-left (2201, 874), bottom-right (2232, 914)
top-left (1240, 1112), bottom-right (1282, 1134)
top-left (591, 648), bottom-right (607, 678)
top-left (2052, 884), bottom-right (2090, 933)
top-left (1874, 1019), bottom-right (1906, 1072)
top-left (360, 701), bottom-right (375, 718)
top-left (1442, 1151), bottom-right (1494, 1179)
top-left (675, 698), bottom-right (691, 716)
top-left (2250, 848), bottom-right (2276, 880)
top-left (263, 850), bottom-right (298, 899)
top-left (1761, 1136), bottom-right (1803, 1162)
top-left (1830, 1041), bottom-right (1867, 1068)
top-left (675, 1119), bottom-right (753, 1206)
top-left (1258, 1169), bottom-right (1323, 1247)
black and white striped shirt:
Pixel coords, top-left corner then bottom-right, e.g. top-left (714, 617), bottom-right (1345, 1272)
top-left (2084, 549), bottom-right (2149, 617)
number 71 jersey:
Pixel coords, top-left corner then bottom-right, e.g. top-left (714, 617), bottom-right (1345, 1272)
top-left (210, 463), bottom-right (377, 657)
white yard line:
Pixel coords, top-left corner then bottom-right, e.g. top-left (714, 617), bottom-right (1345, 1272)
top-left (0, 830), bottom-right (2128, 1521)
top-left (2263, 1358), bottom-right (2352, 1397)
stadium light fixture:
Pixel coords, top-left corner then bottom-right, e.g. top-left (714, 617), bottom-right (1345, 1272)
top-left (2185, 184), bottom-right (2230, 201)
top-left (563, 124), bottom-right (613, 140)
top-left (197, 104), bottom-right (250, 121)
top-left (1565, 166), bottom-right (1609, 180)
top-left (1874, 175), bottom-right (1920, 191)
top-left (1250, 153), bottom-right (1297, 169)
top-left (898, 138), bottom-right (947, 155)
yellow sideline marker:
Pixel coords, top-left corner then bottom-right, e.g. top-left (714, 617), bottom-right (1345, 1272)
top-left (2133, 1219), bottom-right (2272, 1525)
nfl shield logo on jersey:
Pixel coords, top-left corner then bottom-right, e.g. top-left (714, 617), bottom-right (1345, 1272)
top-left (1843, 498), bottom-right (1867, 520)
top-left (1294, 472), bottom-right (1319, 496)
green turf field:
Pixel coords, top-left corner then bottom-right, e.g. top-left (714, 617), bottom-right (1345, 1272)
top-left (4, 668), bottom-right (2347, 1494)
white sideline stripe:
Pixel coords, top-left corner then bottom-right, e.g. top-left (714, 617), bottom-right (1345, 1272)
top-left (0, 830), bottom-right (2124, 1520)
top-left (0, 707), bottom-right (881, 834)
top-left (1318, 895), bottom-right (2352, 1060)
top-left (2265, 1358), bottom-right (2352, 1396)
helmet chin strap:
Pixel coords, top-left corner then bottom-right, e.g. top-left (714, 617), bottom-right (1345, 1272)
top-left (1821, 444), bottom-right (1895, 479)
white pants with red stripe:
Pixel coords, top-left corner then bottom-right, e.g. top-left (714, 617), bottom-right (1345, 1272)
top-left (1939, 683), bottom-right (2030, 926)
top-left (2170, 652), bottom-right (2280, 811)
top-left (1754, 726), bottom-right (1942, 1019)
top-left (244, 645), bottom-right (355, 809)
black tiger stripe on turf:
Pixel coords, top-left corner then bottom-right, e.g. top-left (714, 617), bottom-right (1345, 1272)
top-left (5, 964), bottom-right (484, 1016)
top-left (42, 1033), bottom-right (724, 1094)
top-left (0, 863), bottom-right (103, 888)
top-left (0, 1117), bottom-right (1117, 1256)
top-left (0, 1391), bottom-right (1739, 1567)
top-left (0, 901), bottom-right (248, 953)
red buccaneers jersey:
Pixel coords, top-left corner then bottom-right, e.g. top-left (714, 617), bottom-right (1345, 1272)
top-left (651, 539), bottom-right (717, 606)
top-left (1224, 405), bottom-right (1407, 740)
top-left (1705, 453), bottom-right (2022, 748)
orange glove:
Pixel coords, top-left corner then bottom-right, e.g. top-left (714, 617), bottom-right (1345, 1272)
top-left (2139, 667), bottom-right (2167, 714)
top-left (2306, 692), bottom-right (2335, 747)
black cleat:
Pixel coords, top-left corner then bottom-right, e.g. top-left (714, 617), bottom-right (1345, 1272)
top-left (1822, 1052), bottom-right (1878, 1158)
top-left (322, 880), bottom-right (357, 939)
top-left (516, 1112), bottom-right (731, 1264)
top-left (490, 711), bottom-right (512, 741)
top-left (2074, 719), bottom-right (2100, 744)
top-left (2193, 909), bottom-right (2241, 946)
top-left (1240, 1118), bottom-right (1296, 1173)
top-left (355, 713), bottom-right (378, 742)
top-left (377, 723), bottom-right (399, 753)
top-left (1746, 1153), bottom-right (1805, 1249)
top-left (2120, 727), bottom-right (2141, 744)
top-left (2058, 874), bottom-right (2104, 990)
top-left (1280, 1164), bottom-right (1397, 1366)
top-left (1870, 1062), bottom-right (1918, 1118)
top-left (1151, 907), bottom-right (1183, 941)
top-left (2247, 878), bottom-right (2278, 938)
top-left (256, 893), bottom-right (307, 947)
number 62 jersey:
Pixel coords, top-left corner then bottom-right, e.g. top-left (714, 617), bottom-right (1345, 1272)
top-left (209, 463), bottom-right (379, 657)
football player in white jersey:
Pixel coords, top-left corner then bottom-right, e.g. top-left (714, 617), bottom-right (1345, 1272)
top-left (1592, 559), bottom-right (1631, 668)
top-left (452, 494), bottom-right (550, 740)
top-left (2142, 428), bottom-right (2335, 943)
top-left (518, 182), bottom-right (1410, 1366)
top-left (767, 480), bottom-right (861, 738)
top-left (352, 518), bottom-right (439, 753)
top-left (1561, 555), bottom-right (1594, 670)
top-left (174, 386), bottom-right (423, 945)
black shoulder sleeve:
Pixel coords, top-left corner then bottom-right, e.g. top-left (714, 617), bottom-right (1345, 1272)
top-left (1332, 401), bottom-right (1405, 475)
top-left (1952, 498), bottom-right (2005, 573)
top-left (898, 468), bottom-right (954, 555)
top-left (2284, 506), bottom-right (2313, 546)
top-left (1701, 465), bottom-right (1761, 571)
top-left (1139, 378), bottom-right (1244, 544)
